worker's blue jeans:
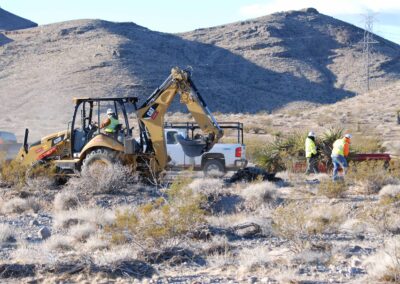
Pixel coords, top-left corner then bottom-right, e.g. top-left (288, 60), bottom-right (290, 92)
top-left (332, 155), bottom-right (347, 181)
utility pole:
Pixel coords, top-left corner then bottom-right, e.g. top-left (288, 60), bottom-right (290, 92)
top-left (362, 12), bottom-right (378, 92)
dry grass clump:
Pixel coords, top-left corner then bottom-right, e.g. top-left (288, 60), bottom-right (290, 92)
top-left (364, 237), bottom-right (400, 282)
top-left (84, 235), bottom-right (109, 251)
top-left (0, 223), bottom-right (15, 244)
top-left (356, 203), bottom-right (400, 234)
top-left (347, 161), bottom-right (393, 194)
top-left (237, 246), bottom-right (271, 272)
top-left (305, 204), bottom-right (347, 235)
top-left (239, 181), bottom-right (280, 211)
top-left (0, 161), bottom-right (56, 187)
top-left (189, 178), bottom-right (224, 195)
top-left (11, 242), bottom-right (58, 265)
top-left (0, 160), bottom-right (29, 186)
top-left (318, 179), bottom-right (347, 198)
top-left (53, 190), bottom-right (80, 211)
top-left (69, 223), bottom-right (97, 243)
top-left (379, 184), bottom-right (400, 205)
top-left (44, 235), bottom-right (75, 252)
top-left (340, 218), bottom-right (375, 235)
top-left (68, 163), bottom-right (135, 193)
top-left (272, 201), bottom-right (346, 251)
top-left (53, 206), bottom-right (114, 229)
top-left (106, 176), bottom-right (206, 247)
top-left (90, 244), bottom-right (137, 266)
top-left (1, 197), bottom-right (41, 214)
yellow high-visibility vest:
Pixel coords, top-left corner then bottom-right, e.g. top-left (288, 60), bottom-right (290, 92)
top-left (305, 137), bottom-right (317, 158)
top-left (332, 138), bottom-right (345, 156)
top-left (105, 117), bottom-right (119, 133)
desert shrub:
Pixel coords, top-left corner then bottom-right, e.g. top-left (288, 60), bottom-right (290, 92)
top-left (44, 235), bottom-right (75, 251)
top-left (272, 201), bottom-right (346, 251)
top-left (239, 181), bottom-right (280, 211)
top-left (53, 190), bottom-right (79, 211)
top-left (237, 246), bottom-right (271, 272)
top-left (0, 160), bottom-right (56, 187)
top-left (106, 176), bottom-right (206, 247)
top-left (364, 237), bottom-right (400, 282)
top-left (318, 179), bottom-right (347, 198)
top-left (0, 161), bottom-right (29, 186)
top-left (0, 223), bottom-right (15, 244)
top-left (53, 206), bottom-right (114, 229)
top-left (356, 203), bottom-right (400, 234)
top-left (379, 184), bottom-right (400, 205)
top-left (1, 197), bottom-right (41, 214)
top-left (68, 163), bottom-right (135, 193)
top-left (69, 224), bottom-right (97, 242)
top-left (347, 161), bottom-right (393, 194)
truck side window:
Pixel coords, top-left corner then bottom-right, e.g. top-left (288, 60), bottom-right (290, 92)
top-left (166, 131), bottom-right (178, 144)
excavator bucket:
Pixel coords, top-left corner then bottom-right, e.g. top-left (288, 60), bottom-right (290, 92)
top-left (175, 134), bottom-right (207, 157)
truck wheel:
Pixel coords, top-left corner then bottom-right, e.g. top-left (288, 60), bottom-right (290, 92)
top-left (81, 148), bottom-right (116, 175)
top-left (203, 159), bottom-right (225, 177)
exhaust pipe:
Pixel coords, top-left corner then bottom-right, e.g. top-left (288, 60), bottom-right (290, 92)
top-left (23, 128), bottom-right (29, 154)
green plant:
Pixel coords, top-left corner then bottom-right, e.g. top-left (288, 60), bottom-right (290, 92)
top-left (255, 132), bottom-right (306, 172)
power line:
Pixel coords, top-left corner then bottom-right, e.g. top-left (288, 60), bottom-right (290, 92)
top-left (361, 12), bottom-right (379, 92)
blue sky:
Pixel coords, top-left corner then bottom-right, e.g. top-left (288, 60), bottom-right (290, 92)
top-left (1, 0), bottom-right (399, 44)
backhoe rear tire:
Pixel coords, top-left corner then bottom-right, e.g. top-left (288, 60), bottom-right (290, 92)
top-left (81, 148), bottom-right (117, 175)
top-left (203, 159), bottom-right (225, 177)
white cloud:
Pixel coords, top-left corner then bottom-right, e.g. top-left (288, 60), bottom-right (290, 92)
top-left (239, 0), bottom-right (400, 18)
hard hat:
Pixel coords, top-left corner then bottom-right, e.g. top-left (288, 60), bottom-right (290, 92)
top-left (106, 108), bottom-right (114, 115)
top-left (308, 131), bottom-right (316, 137)
top-left (344, 133), bottom-right (352, 139)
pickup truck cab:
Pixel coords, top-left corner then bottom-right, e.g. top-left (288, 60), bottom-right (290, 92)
top-left (164, 122), bottom-right (247, 175)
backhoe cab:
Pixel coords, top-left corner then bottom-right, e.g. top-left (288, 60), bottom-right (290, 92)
top-left (15, 67), bottom-right (223, 177)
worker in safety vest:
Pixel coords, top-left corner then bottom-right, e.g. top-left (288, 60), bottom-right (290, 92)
top-left (100, 108), bottom-right (120, 134)
top-left (331, 133), bottom-right (352, 181)
top-left (305, 131), bottom-right (319, 174)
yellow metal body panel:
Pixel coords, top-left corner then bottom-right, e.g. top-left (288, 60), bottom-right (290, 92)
top-left (79, 134), bottom-right (124, 159)
top-left (15, 130), bottom-right (70, 166)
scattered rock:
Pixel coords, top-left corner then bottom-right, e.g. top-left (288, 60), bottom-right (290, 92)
top-left (0, 264), bottom-right (35, 278)
top-left (233, 222), bottom-right (262, 238)
top-left (38, 226), bottom-right (51, 240)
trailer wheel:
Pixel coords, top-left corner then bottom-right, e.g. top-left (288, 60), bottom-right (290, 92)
top-left (203, 159), bottom-right (225, 177)
top-left (81, 148), bottom-right (116, 175)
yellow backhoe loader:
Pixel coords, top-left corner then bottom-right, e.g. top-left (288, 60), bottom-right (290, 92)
top-left (14, 67), bottom-right (223, 178)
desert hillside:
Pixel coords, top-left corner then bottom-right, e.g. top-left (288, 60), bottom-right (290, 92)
top-left (0, 8), bottom-right (399, 140)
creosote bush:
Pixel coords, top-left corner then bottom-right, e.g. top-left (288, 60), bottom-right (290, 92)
top-left (106, 176), bottom-right (206, 247)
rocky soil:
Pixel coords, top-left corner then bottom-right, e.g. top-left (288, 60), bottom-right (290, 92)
top-left (0, 168), bottom-right (399, 283)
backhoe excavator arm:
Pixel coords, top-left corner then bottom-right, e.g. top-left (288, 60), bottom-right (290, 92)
top-left (136, 67), bottom-right (223, 172)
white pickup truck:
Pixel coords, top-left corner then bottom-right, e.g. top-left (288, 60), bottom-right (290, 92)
top-left (0, 131), bottom-right (22, 161)
top-left (164, 122), bottom-right (247, 175)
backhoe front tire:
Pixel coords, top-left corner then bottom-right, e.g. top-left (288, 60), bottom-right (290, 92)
top-left (81, 148), bottom-right (117, 175)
